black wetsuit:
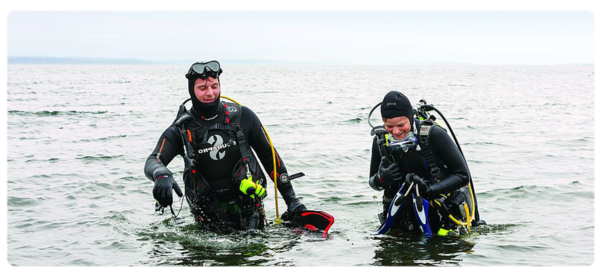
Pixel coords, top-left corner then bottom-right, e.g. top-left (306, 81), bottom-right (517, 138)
top-left (369, 123), bottom-right (471, 233)
top-left (145, 104), bottom-right (286, 190)
top-left (145, 102), bottom-right (294, 230)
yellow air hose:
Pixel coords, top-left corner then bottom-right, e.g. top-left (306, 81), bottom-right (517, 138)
top-left (433, 183), bottom-right (476, 234)
top-left (221, 95), bottom-right (283, 225)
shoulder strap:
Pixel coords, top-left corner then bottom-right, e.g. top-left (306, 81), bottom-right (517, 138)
top-left (418, 119), bottom-right (441, 182)
top-left (227, 104), bottom-right (254, 164)
top-left (223, 101), bottom-right (241, 124)
top-left (172, 100), bottom-right (197, 168)
top-left (179, 122), bottom-right (197, 168)
top-left (372, 125), bottom-right (390, 159)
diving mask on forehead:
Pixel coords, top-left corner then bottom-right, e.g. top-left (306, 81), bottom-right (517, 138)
top-left (185, 60), bottom-right (223, 80)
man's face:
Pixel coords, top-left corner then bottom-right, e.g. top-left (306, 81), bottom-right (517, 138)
top-left (193, 76), bottom-right (220, 103)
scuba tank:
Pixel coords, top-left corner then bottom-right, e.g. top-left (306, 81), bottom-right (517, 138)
top-left (413, 99), bottom-right (482, 226)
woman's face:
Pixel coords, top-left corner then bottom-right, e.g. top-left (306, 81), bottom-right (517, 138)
top-left (383, 116), bottom-right (411, 140)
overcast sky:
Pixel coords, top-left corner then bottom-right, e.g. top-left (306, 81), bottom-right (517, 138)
top-left (6, 11), bottom-right (594, 65)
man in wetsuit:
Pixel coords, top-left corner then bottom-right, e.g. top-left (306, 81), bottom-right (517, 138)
top-left (369, 91), bottom-right (482, 236)
top-left (144, 60), bottom-right (306, 232)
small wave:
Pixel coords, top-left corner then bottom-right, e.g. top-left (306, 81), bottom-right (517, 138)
top-left (345, 118), bottom-right (363, 123)
top-left (74, 135), bottom-right (127, 143)
top-left (77, 155), bottom-right (124, 162)
top-left (487, 185), bottom-right (543, 196)
top-left (485, 182), bottom-right (593, 204)
top-left (8, 110), bottom-right (109, 116)
top-left (462, 141), bottom-right (505, 147)
top-left (8, 196), bottom-right (40, 207)
top-left (471, 223), bottom-right (519, 234)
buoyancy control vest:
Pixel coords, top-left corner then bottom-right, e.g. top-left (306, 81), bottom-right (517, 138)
top-left (372, 115), bottom-right (477, 230)
top-left (173, 99), bottom-right (267, 230)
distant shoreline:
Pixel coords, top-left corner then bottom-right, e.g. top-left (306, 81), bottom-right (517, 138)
top-left (7, 56), bottom-right (339, 65)
top-left (6, 56), bottom-right (593, 66)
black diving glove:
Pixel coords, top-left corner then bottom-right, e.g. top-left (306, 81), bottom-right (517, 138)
top-left (369, 156), bottom-right (402, 191)
top-left (279, 183), bottom-right (307, 217)
top-left (153, 173), bottom-right (183, 207)
top-left (405, 173), bottom-right (431, 195)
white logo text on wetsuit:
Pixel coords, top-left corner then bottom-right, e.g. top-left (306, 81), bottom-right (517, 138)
top-left (198, 135), bottom-right (237, 161)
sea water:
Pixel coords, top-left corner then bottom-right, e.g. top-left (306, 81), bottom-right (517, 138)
top-left (6, 64), bottom-right (594, 266)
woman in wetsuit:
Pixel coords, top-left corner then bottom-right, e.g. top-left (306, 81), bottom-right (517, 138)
top-left (369, 91), bottom-right (482, 236)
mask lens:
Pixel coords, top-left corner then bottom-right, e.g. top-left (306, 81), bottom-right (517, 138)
top-left (204, 61), bottom-right (220, 72)
top-left (190, 61), bottom-right (221, 76)
top-left (191, 64), bottom-right (207, 75)
top-left (387, 132), bottom-right (417, 153)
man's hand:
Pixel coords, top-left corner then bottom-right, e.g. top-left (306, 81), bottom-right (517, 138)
top-left (153, 174), bottom-right (183, 207)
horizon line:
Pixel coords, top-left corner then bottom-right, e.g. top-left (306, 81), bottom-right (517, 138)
top-left (6, 56), bottom-right (594, 66)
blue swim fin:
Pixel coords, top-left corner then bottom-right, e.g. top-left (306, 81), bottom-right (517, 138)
top-left (412, 194), bottom-right (433, 238)
top-left (376, 183), bottom-right (411, 235)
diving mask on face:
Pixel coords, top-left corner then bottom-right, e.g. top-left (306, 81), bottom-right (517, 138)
top-left (385, 131), bottom-right (417, 153)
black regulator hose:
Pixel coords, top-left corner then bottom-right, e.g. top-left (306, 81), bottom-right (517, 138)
top-left (367, 102), bottom-right (382, 128)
